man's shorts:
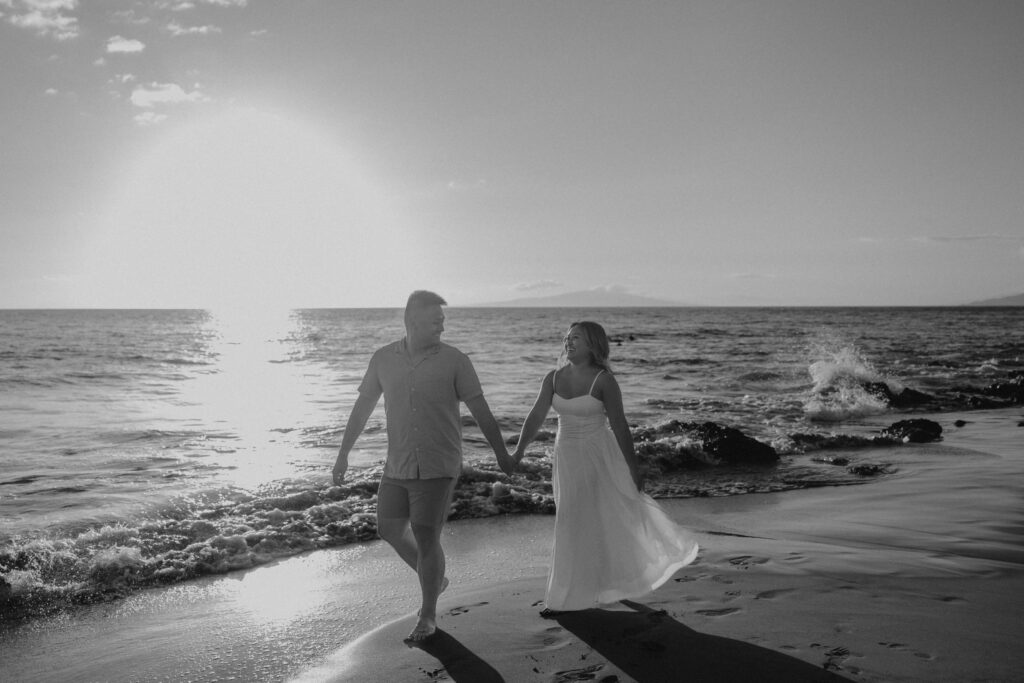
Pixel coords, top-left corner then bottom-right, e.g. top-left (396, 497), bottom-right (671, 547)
top-left (377, 476), bottom-right (457, 528)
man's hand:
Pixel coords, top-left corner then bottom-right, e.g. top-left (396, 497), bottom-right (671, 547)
top-left (332, 451), bottom-right (349, 485)
top-left (496, 449), bottom-right (516, 477)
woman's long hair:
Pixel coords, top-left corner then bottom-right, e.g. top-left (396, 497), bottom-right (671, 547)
top-left (557, 321), bottom-right (613, 373)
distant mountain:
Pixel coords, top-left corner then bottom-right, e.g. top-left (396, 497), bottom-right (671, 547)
top-left (965, 293), bottom-right (1024, 306)
top-left (471, 288), bottom-right (690, 308)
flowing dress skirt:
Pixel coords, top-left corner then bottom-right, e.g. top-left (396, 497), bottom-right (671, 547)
top-left (545, 394), bottom-right (699, 611)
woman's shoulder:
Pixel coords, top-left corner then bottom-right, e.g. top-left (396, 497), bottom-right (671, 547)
top-left (592, 367), bottom-right (619, 393)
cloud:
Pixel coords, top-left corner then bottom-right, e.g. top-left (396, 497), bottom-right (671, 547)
top-left (168, 0), bottom-right (248, 8)
top-left (167, 21), bottom-right (221, 36)
top-left (106, 35), bottom-right (145, 53)
top-left (515, 280), bottom-right (563, 292)
top-left (3, 0), bottom-right (79, 40)
top-left (111, 8), bottom-right (150, 25)
top-left (130, 82), bottom-right (208, 108)
top-left (44, 87), bottom-right (59, 95)
top-left (134, 111), bottom-right (168, 126)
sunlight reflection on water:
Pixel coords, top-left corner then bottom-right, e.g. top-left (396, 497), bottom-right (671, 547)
top-left (176, 307), bottom-right (329, 487)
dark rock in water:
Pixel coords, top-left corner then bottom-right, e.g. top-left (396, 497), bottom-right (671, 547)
top-left (789, 432), bottom-right (874, 451)
top-left (690, 422), bottom-right (779, 464)
top-left (954, 420), bottom-right (968, 428)
top-left (985, 374), bottom-right (1024, 404)
top-left (879, 419), bottom-right (942, 443)
top-left (811, 455), bottom-right (851, 466)
top-left (0, 576), bottom-right (11, 605)
top-left (862, 382), bottom-right (934, 408)
top-left (951, 372), bottom-right (1024, 409)
top-left (847, 463), bottom-right (892, 476)
top-left (632, 419), bottom-right (777, 466)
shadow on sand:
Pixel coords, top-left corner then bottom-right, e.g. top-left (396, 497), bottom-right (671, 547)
top-left (549, 600), bottom-right (853, 683)
top-left (405, 600), bottom-right (852, 682)
top-left (406, 628), bottom-right (505, 683)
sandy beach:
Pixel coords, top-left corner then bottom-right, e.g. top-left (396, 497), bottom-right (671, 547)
top-left (299, 485), bottom-right (1024, 683)
top-left (8, 442), bottom-right (1022, 683)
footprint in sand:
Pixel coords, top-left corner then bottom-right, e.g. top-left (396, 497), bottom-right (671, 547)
top-left (878, 641), bottom-right (935, 660)
top-left (695, 607), bottom-right (741, 617)
top-left (447, 601), bottom-right (488, 616)
top-left (754, 588), bottom-right (796, 600)
top-left (812, 645), bottom-right (852, 672)
top-left (552, 663), bottom-right (606, 681)
top-left (537, 625), bottom-right (571, 648)
top-left (728, 555), bottom-right (770, 569)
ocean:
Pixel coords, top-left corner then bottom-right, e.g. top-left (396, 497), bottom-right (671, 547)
top-left (1, 306), bottom-right (1022, 627)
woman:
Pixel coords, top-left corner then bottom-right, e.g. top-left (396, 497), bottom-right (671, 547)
top-left (513, 321), bottom-right (699, 613)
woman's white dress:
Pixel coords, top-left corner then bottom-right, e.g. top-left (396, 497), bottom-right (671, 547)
top-left (545, 386), bottom-right (699, 611)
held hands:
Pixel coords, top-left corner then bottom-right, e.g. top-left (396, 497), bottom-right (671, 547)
top-left (496, 449), bottom-right (517, 477)
top-left (332, 451), bottom-right (348, 486)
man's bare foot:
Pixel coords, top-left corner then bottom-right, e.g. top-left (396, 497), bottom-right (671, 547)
top-left (405, 616), bottom-right (437, 642)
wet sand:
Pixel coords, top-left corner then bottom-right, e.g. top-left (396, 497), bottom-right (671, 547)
top-left (295, 489), bottom-right (1024, 683)
top-left (4, 436), bottom-right (1024, 682)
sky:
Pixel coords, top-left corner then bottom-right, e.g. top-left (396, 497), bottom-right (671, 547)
top-left (2, 0), bottom-right (1022, 309)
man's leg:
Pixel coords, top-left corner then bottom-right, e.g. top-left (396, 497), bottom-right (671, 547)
top-left (408, 520), bottom-right (445, 640)
top-left (403, 477), bottom-right (457, 641)
top-left (376, 479), bottom-right (418, 571)
top-left (376, 477), bottom-right (455, 640)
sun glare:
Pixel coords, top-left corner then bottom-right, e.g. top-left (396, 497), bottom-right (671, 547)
top-left (83, 106), bottom-right (414, 309)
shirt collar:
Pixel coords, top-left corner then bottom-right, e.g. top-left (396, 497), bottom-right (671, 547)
top-left (396, 338), bottom-right (441, 356)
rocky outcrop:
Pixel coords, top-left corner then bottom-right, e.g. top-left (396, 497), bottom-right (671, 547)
top-left (950, 372), bottom-right (1024, 409)
top-left (861, 372), bottom-right (1023, 412)
top-left (633, 420), bottom-right (779, 469)
top-left (862, 382), bottom-right (935, 408)
top-left (878, 419), bottom-right (943, 443)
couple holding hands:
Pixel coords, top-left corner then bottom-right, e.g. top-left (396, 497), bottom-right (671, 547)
top-left (332, 291), bottom-right (698, 642)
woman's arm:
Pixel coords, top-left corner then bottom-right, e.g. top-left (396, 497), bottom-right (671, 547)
top-left (513, 370), bottom-right (555, 460)
top-left (598, 373), bottom-right (643, 491)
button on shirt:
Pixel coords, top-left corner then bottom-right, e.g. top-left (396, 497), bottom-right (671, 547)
top-left (359, 339), bottom-right (483, 479)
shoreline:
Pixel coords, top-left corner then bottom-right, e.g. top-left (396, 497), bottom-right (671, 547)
top-left (5, 483), bottom-right (1021, 682)
top-left (4, 416), bottom-right (1024, 682)
top-left (305, 537), bottom-right (1024, 682)
top-left (300, 472), bottom-right (1024, 683)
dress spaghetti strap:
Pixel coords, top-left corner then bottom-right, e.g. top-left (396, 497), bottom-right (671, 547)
top-left (588, 370), bottom-right (605, 397)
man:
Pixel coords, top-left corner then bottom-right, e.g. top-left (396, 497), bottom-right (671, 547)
top-left (332, 290), bottom-right (513, 642)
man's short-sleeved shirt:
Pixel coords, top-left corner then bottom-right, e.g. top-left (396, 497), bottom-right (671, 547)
top-left (358, 339), bottom-right (483, 479)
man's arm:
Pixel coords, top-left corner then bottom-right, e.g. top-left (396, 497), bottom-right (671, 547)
top-left (333, 388), bottom-right (381, 484)
top-left (464, 394), bottom-right (514, 475)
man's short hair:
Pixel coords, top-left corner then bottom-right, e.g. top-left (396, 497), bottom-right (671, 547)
top-left (405, 290), bottom-right (447, 323)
